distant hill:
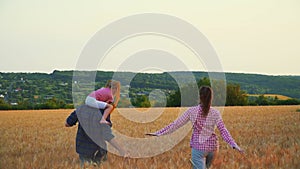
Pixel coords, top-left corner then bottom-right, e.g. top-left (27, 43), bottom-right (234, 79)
top-left (0, 70), bottom-right (299, 107)
top-left (146, 71), bottom-right (300, 99)
top-left (166, 71), bottom-right (300, 99)
top-left (224, 73), bottom-right (300, 99)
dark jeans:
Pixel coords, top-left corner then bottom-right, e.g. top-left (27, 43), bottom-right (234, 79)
top-left (79, 149), bottom-right (107, 168)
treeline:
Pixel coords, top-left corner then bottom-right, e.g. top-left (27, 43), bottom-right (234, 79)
top-left (0, 97), bottom-right (73, 110)
top-left (0, 70), bottom-right (300, 109)
top-left (130, 77), bottom-right (300, 108)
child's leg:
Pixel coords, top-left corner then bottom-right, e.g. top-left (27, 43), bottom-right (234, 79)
top-left (100, 104), bottom-right (114, 124)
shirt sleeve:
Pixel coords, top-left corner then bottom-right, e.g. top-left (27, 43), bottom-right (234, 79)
top-left (66, 110), bottom-right (78, 126)
top-left (154, 109), bottom-right (191, 136)
top-left (216, 115), bottom-right (239, 149)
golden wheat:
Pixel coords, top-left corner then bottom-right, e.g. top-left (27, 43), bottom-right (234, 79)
top-left (0, 106), bottom-right (299, 169)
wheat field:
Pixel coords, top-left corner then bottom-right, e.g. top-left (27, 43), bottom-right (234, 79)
top-left (0, 106), bottom-right (299, 169)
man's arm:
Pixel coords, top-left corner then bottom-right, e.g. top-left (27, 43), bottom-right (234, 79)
top-left (65, 110), bottom-right (78, 127)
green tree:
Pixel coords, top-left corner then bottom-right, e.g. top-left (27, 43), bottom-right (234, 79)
top-left (226, 84), bottom-right (248, 106)
top-left (131, 95), bottom-right (151, 108)
top-left (167, 77), bottom-right (210, 107)
top-left (39, 97), bottom-right (66, 109)
top-left (0, 98), bottom-right (11, 110)
top-left (197, 77), bottom-right (211, 87)
top-left (167, 89), bottom-right (181, 107)
top-left (254, 95), bottom-right (269, 105)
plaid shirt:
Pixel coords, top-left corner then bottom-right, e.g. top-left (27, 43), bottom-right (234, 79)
top-left (155, 105), bottom-right (240, 152)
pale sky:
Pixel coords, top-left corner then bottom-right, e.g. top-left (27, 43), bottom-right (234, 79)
top-left (0, 0), bottom-right (300, 75)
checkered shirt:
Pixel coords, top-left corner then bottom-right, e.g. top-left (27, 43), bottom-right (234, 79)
top-left (155, 105), bottom-right (240, 152)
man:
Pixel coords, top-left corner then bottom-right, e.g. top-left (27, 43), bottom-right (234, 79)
top-left (65, 104), bottom-right (127, 168)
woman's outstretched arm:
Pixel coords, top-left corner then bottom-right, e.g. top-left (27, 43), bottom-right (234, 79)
top-left (153, 109), bottom-right (191, 136)
top-left (216, 116), bottom-right (244, 154)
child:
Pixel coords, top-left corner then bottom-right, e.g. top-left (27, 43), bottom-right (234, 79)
top-left (85, 80), bottom-right (120, 125)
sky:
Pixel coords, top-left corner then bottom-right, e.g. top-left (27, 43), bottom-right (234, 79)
top-left (0, 0), bottom-right (300, 75)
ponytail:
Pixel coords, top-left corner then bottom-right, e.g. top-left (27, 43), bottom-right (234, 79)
top-left (199, 86), bottom-right (213, 116)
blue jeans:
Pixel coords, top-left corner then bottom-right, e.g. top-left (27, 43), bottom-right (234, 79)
top-left (191, 148), bottom-right (215, 169)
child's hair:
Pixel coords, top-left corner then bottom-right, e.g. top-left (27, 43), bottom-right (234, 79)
top-left (105, 80), bottom-right (112, 88)
top-left (199, 86), bottom-right (213, 116)
top-left (106, 80), bottom-right (121, 106)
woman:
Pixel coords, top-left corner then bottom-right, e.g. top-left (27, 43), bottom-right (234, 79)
top-left (147, 86), bottom-right (244, 169)
top-left (85, 80), bottom-right (121, 125)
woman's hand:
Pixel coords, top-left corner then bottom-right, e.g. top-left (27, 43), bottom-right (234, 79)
top-left (145, 133), bottom-right (158, 136)
top-left (233, 146), bottom-right (245, 155)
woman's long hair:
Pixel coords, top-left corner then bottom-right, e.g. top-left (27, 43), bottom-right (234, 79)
top-left (199, 86), bottom-right (213, 116)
